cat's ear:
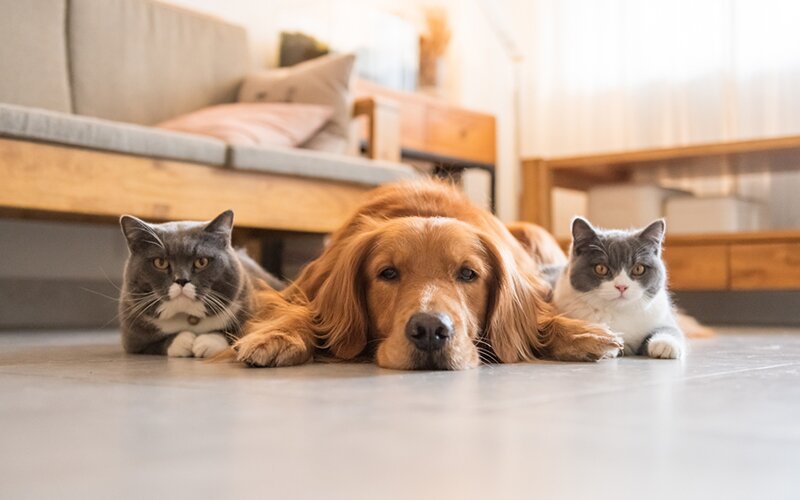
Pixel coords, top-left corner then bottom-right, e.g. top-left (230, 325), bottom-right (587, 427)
top-left (639, 219), bottom-right (666, 246)
top-left (571, 217), bottom-right (597, 254)
top-left (204, 210), bottom-right (234, 241)
top-left (119, 215), bottom-right (158, 250)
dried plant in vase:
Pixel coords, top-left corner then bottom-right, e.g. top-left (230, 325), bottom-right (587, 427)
top-left (419, 7), bottom-right (451, 92)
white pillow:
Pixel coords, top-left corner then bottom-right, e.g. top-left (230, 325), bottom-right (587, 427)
top-left (158, 102), bottom-right (332, 148)
top-left (238, 53), bottom-right (356, 154)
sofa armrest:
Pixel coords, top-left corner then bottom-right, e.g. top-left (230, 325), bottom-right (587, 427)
top-left (352, 96), bottom-right (401, 162)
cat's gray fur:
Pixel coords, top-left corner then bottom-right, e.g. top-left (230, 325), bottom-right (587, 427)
top-left (551, 217), bottom-right (685, 359)
top-left (119, 210), bottom-right (283, 357)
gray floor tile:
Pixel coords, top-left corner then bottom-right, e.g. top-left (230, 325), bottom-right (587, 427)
top-left (0, 328), bottom-right (798, 499)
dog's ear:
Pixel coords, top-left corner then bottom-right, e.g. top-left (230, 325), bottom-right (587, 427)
top-left (506, 222), bottom-right (567, 267)
top-left (311, 228), bottom-right (377, 360)
top-left (479, 233), bottom-right (552, 363)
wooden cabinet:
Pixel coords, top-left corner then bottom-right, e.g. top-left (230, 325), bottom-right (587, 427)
top-left (661, 234), bottom-right (800, 291)
top-left (523, 137), bottom-right (800, 292)
top-left (730, 243), bottom-right (800, 290)
top-left (664, 245), bottom-right (729, 290)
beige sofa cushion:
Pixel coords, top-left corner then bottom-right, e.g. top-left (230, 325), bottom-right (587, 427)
top-left (228, 144), bottom-right (419, 186)
top-left (68, 0), bottom-right (251, 125)
top-left (238, 54), bottom-right (356, 154)
top-left (0, 0), bottom-right (72, 113)
top-left (0, 103), bottom-right (227, 165)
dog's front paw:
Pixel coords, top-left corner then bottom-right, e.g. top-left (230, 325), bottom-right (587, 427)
top-left (560, 324), bottom-right (624, 362)
top-left (647, 334), bottom-right (684, 359)
top-left (234, 332), bottom-right (312, 367)
top-left (192, 333), bottom-right (230, 358)
top-left (580, 326), bottom-right (624, 361)
top-left (167, 331), bottom-right (196, 357)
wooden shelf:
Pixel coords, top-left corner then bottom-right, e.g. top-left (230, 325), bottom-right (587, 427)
top-left (545, 135), bottom-right (800, 169)
top-left (557, 229), bottom-right (800, 249)
top-left (521, 137), bottom-right (800, 291)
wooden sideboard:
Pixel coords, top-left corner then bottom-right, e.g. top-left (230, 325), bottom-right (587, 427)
top-left (664, 231), bottom-right (800, 291)
top-left (354, 80), bottom-right (498, 210)
top-left (530, 136), bottom-right (800, 291)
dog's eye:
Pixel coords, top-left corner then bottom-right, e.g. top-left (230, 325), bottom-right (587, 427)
top-left (378, 267), bottom-right (399, 281)
top-left (631, 264), bottom-right (646, 276)
top-left (594, 264), bottom-right (609, 276)
top-left (152, 257), bottom-right (169, 271)
top-left (457, 267), bottom-right (478, 282)
top-left (194, 257), bottom-right (210, 270)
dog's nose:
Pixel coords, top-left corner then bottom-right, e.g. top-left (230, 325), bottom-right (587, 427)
top-left (174, 278), bottom-right (190, 286)
top-left (405, 312), bottom-right (453, 352)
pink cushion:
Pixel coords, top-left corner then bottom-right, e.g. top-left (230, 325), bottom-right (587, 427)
top-left (157, 103), bottom-right (333, 147)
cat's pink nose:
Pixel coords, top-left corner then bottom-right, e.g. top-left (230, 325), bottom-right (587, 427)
top-left (615, 284), bottom-right (628, 294)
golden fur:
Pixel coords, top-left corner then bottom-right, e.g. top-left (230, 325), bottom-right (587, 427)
top-left (235, 181), bottom-right (623, 370)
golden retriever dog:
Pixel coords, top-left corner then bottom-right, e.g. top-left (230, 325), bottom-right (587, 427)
top-left (234, 181), bottom-right (623, 370)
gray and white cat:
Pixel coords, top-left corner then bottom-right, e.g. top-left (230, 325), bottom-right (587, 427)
top-left (552, 217), bottom-right (685, 359)
top-left (119, 210), bottom-right (282, 358)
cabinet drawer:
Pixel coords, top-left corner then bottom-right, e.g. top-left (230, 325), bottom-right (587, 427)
top-left (425, 106), bottom-right (495, 164)
top-left (731, 243), bottom-right (800, 290)
top-left (664, 245), bottom-right (729, 290)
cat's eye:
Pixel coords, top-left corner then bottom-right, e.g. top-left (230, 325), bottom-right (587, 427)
top-left (594, 264), bottom-right (609, 276)
top-left (378, 267), bottom-right (399, 281)
top-left (152, 257), bottom-right (169, 271)
top-left (631, 264), bottom-right (646, 276)
top-left (457, 267), bottom-right (478, 282)
top-left (194, 257), bottom-right (210, 270)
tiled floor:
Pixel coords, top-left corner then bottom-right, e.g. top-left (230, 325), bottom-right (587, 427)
top-left (1, 328), bottom-right (798, 500)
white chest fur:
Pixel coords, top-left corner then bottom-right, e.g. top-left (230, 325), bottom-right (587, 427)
top-left (553, 272), bottom-right (678, 349)
top-left (150, 302), bottom-right (241, 335)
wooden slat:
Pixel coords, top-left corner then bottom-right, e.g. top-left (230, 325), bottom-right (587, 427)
top-left (543, 135), bottom-right (800, 169)
top-left (0, 138), bottom-right (368, 233)
top-left (667, 230), bottom-right (800, 246)
top-left (664, 245), bottom-right (729, 291)
top-left (731, 243), bottom-right (800, 290)
top-left (559, 230), bottom-right (800, 248)
top-left (551, 167), bottom-right (631, 191)
top-left (519, 159), bottom-right (552, 230)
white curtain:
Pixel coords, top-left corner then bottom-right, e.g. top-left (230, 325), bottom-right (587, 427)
top-left (514, 0), bottom-right (800, 230)
top-left (519, 0), bottom-right (800, 156)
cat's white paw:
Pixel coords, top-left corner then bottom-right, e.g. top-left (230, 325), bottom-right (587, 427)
top-left (167, 331), bottom-right (196, 357)
top-left (192, 333), bottom-right (230, 358)
top-left (647, 333), bottom-right (684, 359)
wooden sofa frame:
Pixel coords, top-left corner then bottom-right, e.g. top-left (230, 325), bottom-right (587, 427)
top-left (0, 97), bottom-right (399, 236)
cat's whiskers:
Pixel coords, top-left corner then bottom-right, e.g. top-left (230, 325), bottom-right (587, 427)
top-left (200, 291), bottom-right (239, 332)
top-left (98, 268), bottom-right (123, 293)
top-left (80, 287), bottom-right (123, 302)
top-left (125, 292), bottom-right (162, 324)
